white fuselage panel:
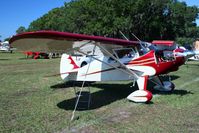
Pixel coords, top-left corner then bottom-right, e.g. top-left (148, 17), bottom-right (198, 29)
top-left (76, 57), bottom-right (134, 81)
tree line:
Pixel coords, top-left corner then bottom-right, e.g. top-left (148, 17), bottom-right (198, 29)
top-left (16, 0), bottom-right (199, 45)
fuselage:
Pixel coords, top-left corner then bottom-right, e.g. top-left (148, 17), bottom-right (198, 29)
top-left (60, 49), bottom-right (185, 82)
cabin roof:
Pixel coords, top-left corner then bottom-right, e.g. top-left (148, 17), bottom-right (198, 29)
top-left (152, 40), bottom-right (175, 46)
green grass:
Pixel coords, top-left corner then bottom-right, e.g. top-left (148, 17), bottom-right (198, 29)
top-left (0, 52), bottom-right (199, 133)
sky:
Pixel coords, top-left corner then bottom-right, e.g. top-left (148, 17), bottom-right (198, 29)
top-left (0, 0), bottom-right (70, 40)
top-left (0, 0), bottom-right (198, 41)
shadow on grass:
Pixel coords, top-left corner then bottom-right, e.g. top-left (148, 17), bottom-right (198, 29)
top-left (57, 82), bottom-right (137, 111)
top-left (172, 89), bottom-right (193, 96)
top-left (151, 89), bottom-right (193, 96)
top-left (56, 75), bottom-right (190, 111)
top-left (0, 58), bottom-right (10, 60)
top-left (158, 75), bottom-right (180, 81)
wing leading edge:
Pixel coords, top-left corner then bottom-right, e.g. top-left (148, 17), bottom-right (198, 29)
top-left (9, 31), bottom-right (139, 53)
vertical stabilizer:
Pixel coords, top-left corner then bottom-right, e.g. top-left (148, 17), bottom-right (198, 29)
top-left (60, 54), bottom-right (79, 81)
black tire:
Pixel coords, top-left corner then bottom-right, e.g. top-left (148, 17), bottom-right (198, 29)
top-left (81, 62), bottom-right (87, 67)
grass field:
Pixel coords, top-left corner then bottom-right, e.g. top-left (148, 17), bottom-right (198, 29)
top-left (0, 52), bottom-right (199, 133)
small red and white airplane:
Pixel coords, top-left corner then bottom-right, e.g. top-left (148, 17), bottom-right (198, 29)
top-left (23, 51), bottom-right (49, 59)
top-left (9, 31), bottom-right (186, 103)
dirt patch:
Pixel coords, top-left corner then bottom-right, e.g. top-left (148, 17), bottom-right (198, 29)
top-left (102, 110), bottom-right (132, 123)
top-left (70, 126), bottom-right (99, 133)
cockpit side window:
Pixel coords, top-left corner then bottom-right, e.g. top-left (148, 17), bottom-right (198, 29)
top-left (113, 48), bottom-right (136, 59)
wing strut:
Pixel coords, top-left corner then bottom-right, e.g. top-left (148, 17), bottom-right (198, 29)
top-left (119, 31), bottom-right (129, 41)
top-left (70, 42), bottom-right (98, 122)
top-left (95, 43), bottom-right (139, 80)
top-left (75, 49), bottom-right (135, 77)
top-left (65, 40), bottom-right (92, 54)
top-left (70, 46), bottom-right (93, 122)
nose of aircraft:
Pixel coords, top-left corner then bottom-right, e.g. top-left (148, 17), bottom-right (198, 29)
top-left (168, 56), bottom-right (185, 72)
top-left (175, 56), bottom-right (186, 66)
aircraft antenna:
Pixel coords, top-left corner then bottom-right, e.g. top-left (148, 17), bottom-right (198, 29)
top-left (131, 32), bottom-right (141, 42)
top-left (119, 31), bottom-right (129, 41)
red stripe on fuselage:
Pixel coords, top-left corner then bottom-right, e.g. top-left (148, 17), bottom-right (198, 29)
top-left (127, 61), bottom-right (155, 66)
top-left (129, 57), bottom-right (154, 63)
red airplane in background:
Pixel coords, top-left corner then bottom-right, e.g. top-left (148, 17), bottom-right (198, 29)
top-left (9, 31), bottom-right (186, 103)
top-left (23, 51), bottom-right (49, 59)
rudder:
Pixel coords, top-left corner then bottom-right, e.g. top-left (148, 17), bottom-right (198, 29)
top-left (60, 54), bottom-right (79, 81)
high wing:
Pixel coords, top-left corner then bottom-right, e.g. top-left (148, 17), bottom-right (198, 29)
top-left (9, 31), bottom-right (139, 55)
top-left (10, 31), bottom-right (141, 79)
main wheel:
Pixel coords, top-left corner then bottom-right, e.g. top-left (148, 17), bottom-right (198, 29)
top-left (154, 81), bottom-right (175, 92)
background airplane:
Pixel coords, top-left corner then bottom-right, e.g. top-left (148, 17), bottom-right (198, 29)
top-left (0, 41), bottom-right (14, 53)
top-left (23, 51), bottom-right (49, 59)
